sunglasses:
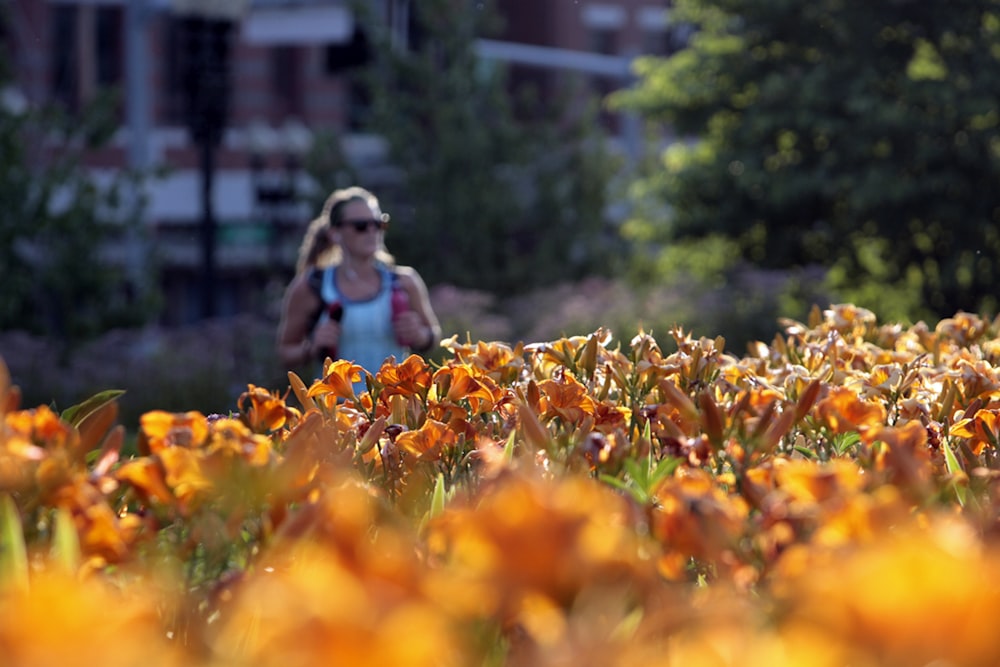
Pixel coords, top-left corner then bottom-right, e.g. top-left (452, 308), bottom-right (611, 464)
top-left (336, 218), bottom-right (389, 233)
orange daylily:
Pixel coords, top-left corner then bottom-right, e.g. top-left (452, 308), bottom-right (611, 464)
top-left (433, 364), bottom-right (502, 415)
top-left (774, 458), bottom-right (866, 506)
top-left (137, 411), bottom-right (209, 454)
top-left (395, 419), bottom-right (458, 462)
top-left (422, 472), bottom-right (650, 616)
top-left (309, 359), bottom-right (365, 403)
top-left (6, 404), bottom-right (76, 451)
top-left (204, 417), bottom-right (273, 466)
top-left (115, 457), bottom-right (175, 507)
top-left (376, 354), bottom-right (433, 399)
top-left (158, 447), bottom-right (213, 512)
top-left (815, 386), bottom-right (887, 438)
top-left (238, 384), bottom-right (300, 433)
top-left (823, 303), bottom-right (877, 337)
top-left (649, 467), bottom-right (750, 581)
top-left (871, 420), bottom-right (934, 498)
top-left (591, 401), bottom-right (629, 434)
top-left (442, 337), bottom-right (525, 384)
top-left (936, 311), bottom-right (989, 346)
top-left (0, 572), bottom-right (187, 667)
top-left (525, 335), bottom-right (591, 379)
top-left (950, 408), bottom-right (1000, 455)
top-left (538, 371), bottom-right (595, 424)
top-left (952, 358), bottom-right (1000, 403)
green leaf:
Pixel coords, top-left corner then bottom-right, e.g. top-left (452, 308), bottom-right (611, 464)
top-left (429, 473), bottom-right (447, 520)
top-left (623, 458), bottom-right (649, 491)
top-left (598, 473), bottom-right (648, 505)
top-left (833, 431), bottom-right (861, 456)
top-left (61, 389), bottom-right (125, 428)
top-left (0, 495), bottom-right (29, 592)
top-left (942, 441), bottom-right (963, 476)
top-left (503, 429), bottom-right (517, 462)
top-left (51, 507), bottom-right (82, 575)
top-left (942, 442), bottom-right (967, 507)
top-left (794, 445), bottom-right (816, 459)
top-left (648, 456), bottom-right (683, 486)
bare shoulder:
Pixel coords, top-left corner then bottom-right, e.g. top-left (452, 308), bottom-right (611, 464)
top-left (392, 265), bottom-right (427, 289)
top-left (283, 270), bottom-right (321, 308)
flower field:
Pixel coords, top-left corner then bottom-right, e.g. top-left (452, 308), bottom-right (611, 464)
top-left (4, 303), bottom-right (1000, 666)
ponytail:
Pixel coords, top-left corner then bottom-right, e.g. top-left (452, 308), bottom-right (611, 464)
top-left (295, 215), bottom-right (334, 274)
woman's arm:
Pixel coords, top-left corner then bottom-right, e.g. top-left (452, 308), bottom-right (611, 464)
top-left (276, 273), bottom-right (324, 367)
top-left (395, 266), bottom-right (441, 352)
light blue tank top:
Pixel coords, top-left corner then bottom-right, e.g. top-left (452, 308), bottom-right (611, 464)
top-left (317, 264), bottom-right (407, 391)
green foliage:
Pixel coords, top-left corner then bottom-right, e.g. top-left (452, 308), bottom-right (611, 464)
top-left (612, 0), bottom-right (1000, 321)
top-left (0, 67), bottom-right (157, 348)
top-left (355, 0), bottom-right (620, 293)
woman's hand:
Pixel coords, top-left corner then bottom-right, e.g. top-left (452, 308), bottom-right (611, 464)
top-left (311, 319), bottom-right (342, 360)
top-left (392, 310), bottom-right (430, 349)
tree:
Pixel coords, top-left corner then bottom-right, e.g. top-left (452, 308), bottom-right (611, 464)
top-left (0, 57), bottom-right (155, 348)
top-left (612, 0), bottom-right (1000, 321)
top-left (352, 0), bottom-right (620, 294)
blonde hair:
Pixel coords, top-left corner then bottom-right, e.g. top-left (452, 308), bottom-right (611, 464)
top-left (295, 186), bottom-right (395, 274)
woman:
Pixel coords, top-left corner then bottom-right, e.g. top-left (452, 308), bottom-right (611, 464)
top-left (276, 186), bottom-right (441, 383)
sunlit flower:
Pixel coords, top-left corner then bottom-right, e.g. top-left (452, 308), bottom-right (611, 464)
top-left (950, 407), bottom-right (1000, 455)
top-left (0, 572), bottom-right (185, 667)
top-left (823, 303), bottom-right (877, 338)
top-left (935, 311), bottom-right (989, 346)
top-left (538, 370), bottom-right (596, 425)
top-left (442, 337), bottom-right (525, 384)
top-left (649, 467), bottom-right (750, 581)
top-left (432, 364), bottom-right (503, 416)
top-left (238, 384), bottom-right (300, 433)
top-left (773, 517), bottom-right (1000, 667)
top-left (815, 386), bottom-right (886, 438)
top-left (376, 354), bottom-right (433, 400)
top-left (309, 359), bottom-right (365, 403)
top-left (137, 410), bottom-right (209, 454)
top-left (396, 419), bottom-right (458, 463)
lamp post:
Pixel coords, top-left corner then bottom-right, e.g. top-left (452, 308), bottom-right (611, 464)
top-left (247, 118), bottom-right (313, 277)
top-left (172, 0), bottom-right (248, 320)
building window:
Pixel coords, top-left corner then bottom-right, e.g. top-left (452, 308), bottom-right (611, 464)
top-left (324, 27), bottom-right (371, 74)
top-left (582, 3), bottom-right (625, 53)
top-left (163, 18), bottom-right (184, 125)
top-left (325, 27), bottom-right (372, 131)
top-left (271, 46), bottom-right (304, 118)
top-left (95, 7), bottom-right (123, 88)
top-left (49, 5), bottom-right (123, 113)
top-left (588, 27), bottom-right (617, 55)
top-left (51, 5), bottom-right (78, 110)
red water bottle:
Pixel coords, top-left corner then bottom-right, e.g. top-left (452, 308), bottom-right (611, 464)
top-left (319, 301), bottom-right (343, 360)
top-left (390, 283), bottom-right (410, 345)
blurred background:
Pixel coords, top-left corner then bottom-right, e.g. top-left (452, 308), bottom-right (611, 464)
top-left (2, 0), bottom-right (998, 423)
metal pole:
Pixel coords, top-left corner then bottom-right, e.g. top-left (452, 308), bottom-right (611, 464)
top-left (200, 135), bottom-right (217, 319)
top-left (125, 0), bottom-right (151, 296)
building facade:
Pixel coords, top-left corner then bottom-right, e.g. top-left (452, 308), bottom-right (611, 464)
top-left (4, 0), bottom-right (678, 324)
